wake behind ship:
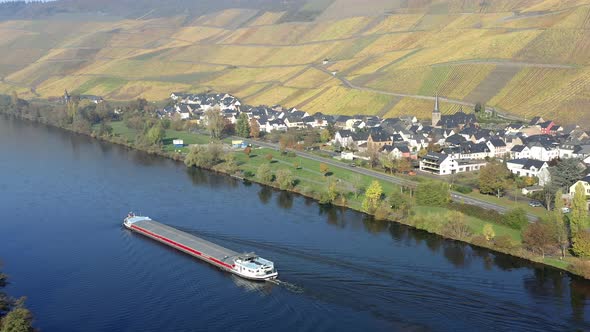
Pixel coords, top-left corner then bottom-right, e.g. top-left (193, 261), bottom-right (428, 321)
top-left (123, 214), bottom-right (278, 281)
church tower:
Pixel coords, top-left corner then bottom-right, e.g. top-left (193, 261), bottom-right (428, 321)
top-left (431, 94), bottom-right (441, 127)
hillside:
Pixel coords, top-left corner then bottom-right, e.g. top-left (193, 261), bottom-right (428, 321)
top-left (1, 0), bottom-right (590, 124)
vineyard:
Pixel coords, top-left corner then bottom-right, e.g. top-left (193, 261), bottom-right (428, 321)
top-left (0, 1), bottom-right (589, 124)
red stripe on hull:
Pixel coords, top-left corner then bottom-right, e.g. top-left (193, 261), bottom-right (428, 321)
top-left (130, 224), bottom-right (234, 270)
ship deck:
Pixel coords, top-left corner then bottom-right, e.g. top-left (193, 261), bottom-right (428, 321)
top-left (130, 219), bottom-right (239, 268)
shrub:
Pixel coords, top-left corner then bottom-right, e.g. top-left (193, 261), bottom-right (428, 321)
top-left (569, 260), bottom-right (590, 279)
top-left (415, 181), bottom-right (450, 207)
top-left (483, 224), bottom-right (495, 241)
top-left (504, 208), bottom-right (528, 230)
top-left (572, 230), bottom-right (590, 258)
top-left (374, 202), bottom-right (391, 221)
top-left (471, 235), bottom-right (488, 247)
top-left (452, 184), bottom-right (473, 194)
top-left (442, 216), bottom-right (472, 240)
top-left (494, 235), bottom-right (515, 250)
top-left (287, 152), bottom-right (297, 158)
top-left (448, 202), bottom-right (504, 225)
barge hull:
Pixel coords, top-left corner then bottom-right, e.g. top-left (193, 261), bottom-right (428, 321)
top-left (129, 219), bottom-right (238, 271)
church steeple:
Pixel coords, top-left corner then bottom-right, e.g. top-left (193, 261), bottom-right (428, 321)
top-left (432, 94), bottom-right (441, 127)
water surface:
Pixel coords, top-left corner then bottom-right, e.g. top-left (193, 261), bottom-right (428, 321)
top-left (1, 115), bottom-right (589, 331)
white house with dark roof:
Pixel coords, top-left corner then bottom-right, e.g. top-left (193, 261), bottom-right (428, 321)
top-left (420, 152), bottom-right (486, 175)
top-left (511, 145), bottom-right (530, 159)
top-left (506, 159), bottom-right (551, 186)
top-left (486, 138), bottom-right (507, 158)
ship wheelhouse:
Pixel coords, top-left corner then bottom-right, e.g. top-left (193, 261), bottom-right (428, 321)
top-left (233, 253), bottom-right (278, 280)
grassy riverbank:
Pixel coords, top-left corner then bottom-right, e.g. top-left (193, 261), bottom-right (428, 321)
top-left (4, 113), bottom-right (589, 279)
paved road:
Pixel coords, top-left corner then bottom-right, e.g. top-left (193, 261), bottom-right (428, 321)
top-left (243, 137), bottom-right (537, 221)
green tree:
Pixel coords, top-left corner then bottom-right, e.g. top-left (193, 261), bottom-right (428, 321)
top-left (570, 182), bottom-right (589, 236)
top-left (550, 190), bottom-right (569, 258)
top-left (388, 190), bottom-right (413, 218)
top-left (320, 128), bottom-right (331, 143)
top-left (504, 208), bottom-right (528, 230)
top-left (415, 181), bottom-right (450, 207)
top-left (362, 180), bottom-right (383, 214)
top-left (572, 230), bottom-right (590, 258)
top-left (184, 143), bottom-right (224, 168)
top-left (235, 113), bottom-right (250, 138)
top-left (479, 162), bottom-right (511, 197)
top-left (275, 169), bottom-right (294, 190)
top-left (550, 158), bottom-right (586, 191)
top-left (256, 163), bottom-right (273, 183)
top-left (249, 118), bottom-right (260, 138)
top-left (205, 107), bottom-right (224, 139)
top-left (474, 102), bottom-right (482, 113)
top-left (145, 123), bottom-right (165, 146)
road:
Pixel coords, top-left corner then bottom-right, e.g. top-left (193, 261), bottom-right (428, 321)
top-left (242, 137), bottom-right (537, 221)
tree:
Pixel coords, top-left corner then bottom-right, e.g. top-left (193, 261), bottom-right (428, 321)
top-left (275, 169), bottom-right (294, 190)
top-left (443, 212), bottom-right (472, 240)
top-left (144, 123), bottom-right (165, 146)
top-left (362, 180), bottom-right (383, 214)
top-left (1, 306), bottom-right (34, 332)
top-left (523, 221), bottom-right (557, 258)
top-left (320, 128), bottom-right (331, 143)
top-left (550, 158), bottom-right (586, 191)
top-left (243, 146), bottom-right (252, 158)
top-left (395, 158), bottom-right (412, 174)
top-left (572, 230), bottom-right (590, 258)
top-left (350, 174), bottom-right (364, 199)
top-left (249, 118), bottom-right (260, 138)
top-left (379, 154), bottom-right (395, 174)
top-left (235, 113), bottom-right (250, 138)
top-left (256, 163), bottom-right (273, 183)
top-left (550, 190), bottom-right (569, 258)
top-left (570, 182), bottom-right (589, 237)
top-left (504, 208), bottom-right (528, 230)
top-left (366, 146), bottom-right (379, 169)
top-left (483, 224), bottom-right (495, 241)
top-left (479, 162), bottom-right (511, 197)
top-left (474, 102), bottom-right (482, 113)
top-left (417, 148), bottom-right (428, 158)
top-left (319, 163), bottom-right (329, 176)
top-left (265, 153), bottom-right (273, 162)
top-left (415, 181), bottom-right (450, 207)
top-left (388, 190), bottom-right (413, 218)
top-left (205, 107), bottom-right (224, 139)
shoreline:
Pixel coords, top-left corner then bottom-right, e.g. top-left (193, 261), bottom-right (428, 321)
top-left (3, 112), bottom-right (588, 280)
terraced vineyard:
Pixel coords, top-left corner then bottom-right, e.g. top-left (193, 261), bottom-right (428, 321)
top-left (1, 0), bottom-right (590, 124)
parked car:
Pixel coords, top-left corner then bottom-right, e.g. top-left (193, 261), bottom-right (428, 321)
top-left (562, 207), bottom-right (571, 214)
top-left (528, 200), bottom-right (543, 207)
top-left (349, 163), bottom-right (356, 167)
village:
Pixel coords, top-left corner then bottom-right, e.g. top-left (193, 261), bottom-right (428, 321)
top-left (152, 91), bottom-right (590, 210)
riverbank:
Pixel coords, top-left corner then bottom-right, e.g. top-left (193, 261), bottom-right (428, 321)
top-left (3, 111), bottom-right (589, 279)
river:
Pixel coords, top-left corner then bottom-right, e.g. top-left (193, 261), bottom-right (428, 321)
top-left (0, 115), bottom-right (589, 331)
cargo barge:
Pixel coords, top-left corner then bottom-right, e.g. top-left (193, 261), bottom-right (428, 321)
top-left (123, 214), bottom-right (278, 281)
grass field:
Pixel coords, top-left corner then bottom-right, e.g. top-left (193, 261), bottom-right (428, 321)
top-left (3, 1), bottom-right (590, 125)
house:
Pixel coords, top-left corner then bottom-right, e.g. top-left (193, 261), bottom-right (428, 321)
top-left (569, 175), bottom-right (590, 199)
top-left (381, 145), bottom-right (411, 160)
top-left (367, 129), bottom-right (392, 150)
top-left (506, 159), bottom-right (551, 186)
top-left (486, 138), bottom-right (507, 158)
top-left (539, 121), bottom-right (556, 135)
top-left (529, 116), bottom-right (545, 125)
top-left (444, 142), bottom-right (491, 160)
top-left (511, 145), bottom-right (530, 159)
top-left (528, 142), bottom-right (559, 161)
top-left (262, 119), bottom-right (287, 133)
top-left (420, 152), bottom-right (486, 175)
top-left (333, 130), bottom-right (369, 150)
